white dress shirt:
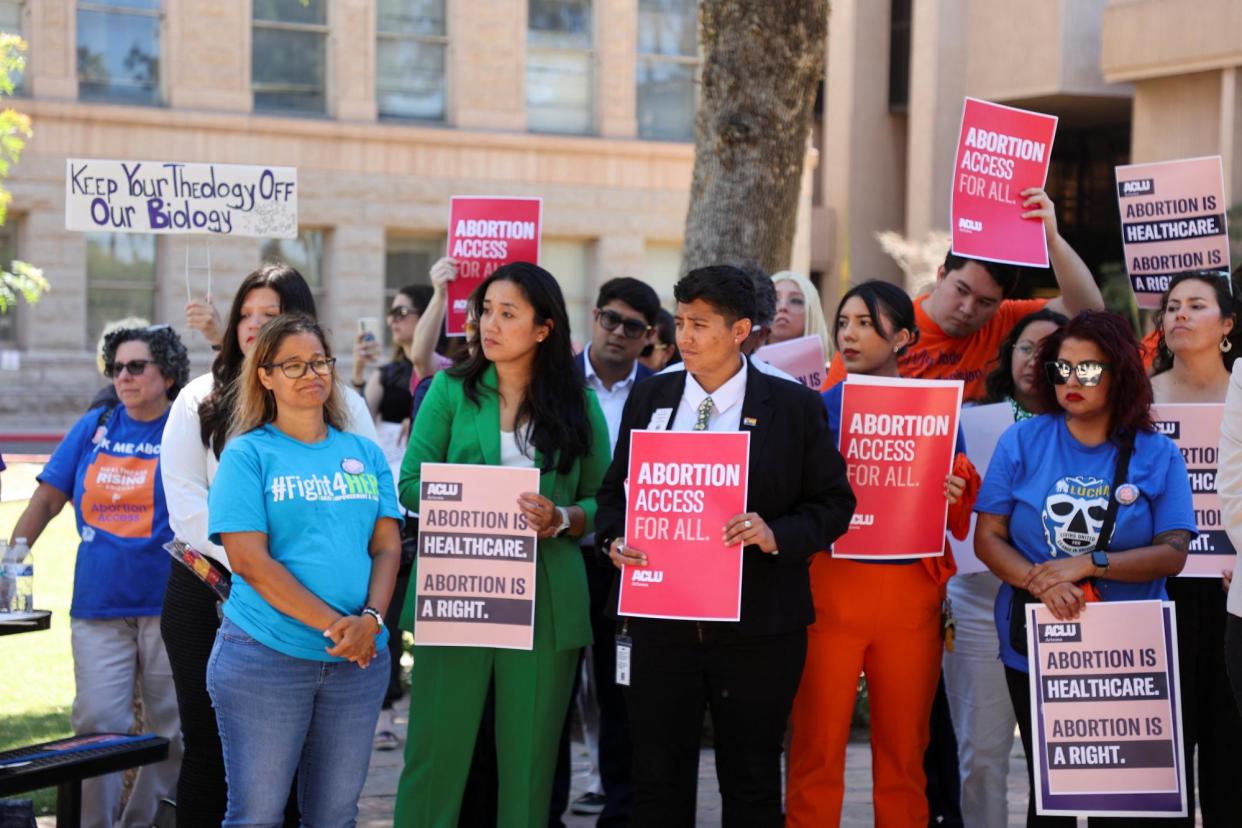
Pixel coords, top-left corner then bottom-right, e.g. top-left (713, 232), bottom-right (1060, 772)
top-left (670, 356), bottom-right (749, 433)
top-left (582, 345), bottom-right (642, 449)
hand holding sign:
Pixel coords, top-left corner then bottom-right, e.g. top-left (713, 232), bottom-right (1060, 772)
top-left (184, 296), bottom-right (223, 347)
top-left (722, 512), bottom-right (776, 553)
top-left (1020, 187), bottom-right (1059, 245)
top-left (609, 537), bottom-right (648, 570)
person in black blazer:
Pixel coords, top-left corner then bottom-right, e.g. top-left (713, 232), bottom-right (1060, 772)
top-left (595, 265), bottom-right (856, 828)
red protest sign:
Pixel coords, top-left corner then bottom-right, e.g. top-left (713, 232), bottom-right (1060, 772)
top-left (833, 376), bottom-right (962, 559)
top-left (753, 335), bottom-right (826, 389)
top-left (1115, 156), bottom-right (1230, 310)
top-left (619, 430), bottom-right (750, 621)
top-left (445, 196), bottom-right (543, 336)
top-left (951, 97), bottom-right (1058, 267)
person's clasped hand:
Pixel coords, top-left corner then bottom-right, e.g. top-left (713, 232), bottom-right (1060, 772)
top-left (518, 491), bottom-right (562, 540)
top-left (722, 512), bottom-right (777, 554)
top-left (324, 614), bottom-right (380, 667)
top-left (1024, 554), bottom-right (1094, 598)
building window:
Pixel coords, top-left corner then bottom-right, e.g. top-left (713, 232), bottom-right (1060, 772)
top-left (377, 0), bottom-right (447, 121)
top-left (385, 234), bottom-right (443, 346)
top-left (527, 0), bottom-right (593, 134)
top-left (642, 240), bottom-right (680, 308)
top-left (0, 221), bottom-right (19, 345)
top-left (261, 229), bottom-right (326, 304)
top-left (0, 1), bottom-right (27, 95)
top-left (252, 0), bottom-right (328, 115)
top-left (540, 238), bottom-right (591, 339)
top-left (86, 232), bottom-right (157, 345)
top-left (637, 0), bottom-right (698, 141)
top-left (77, 1), bottom-right (161, 105)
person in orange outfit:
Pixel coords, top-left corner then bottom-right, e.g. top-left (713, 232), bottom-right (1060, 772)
top-left (787, 280), bottom-right (979, 827)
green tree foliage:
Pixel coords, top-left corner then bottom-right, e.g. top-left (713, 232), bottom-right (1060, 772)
top-left (0, 33), bottom-right (45, 315)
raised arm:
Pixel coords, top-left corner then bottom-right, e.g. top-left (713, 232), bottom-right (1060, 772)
top-left (1023, 188), bottom-right (1104, 316)
top-left (412, 257), bottom-right (456, 379)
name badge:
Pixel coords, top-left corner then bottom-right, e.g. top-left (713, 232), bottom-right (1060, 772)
top-left (615, 634), bottom-right (632, 686)
top-left (647, 408), bottom-right (673, 431)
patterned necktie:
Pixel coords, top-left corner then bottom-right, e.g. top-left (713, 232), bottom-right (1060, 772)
top-left (694, 396), bottom-right (714, 431)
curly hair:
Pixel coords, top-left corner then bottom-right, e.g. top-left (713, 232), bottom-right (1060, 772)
top-left (1034, 310), bottom-right (1154, 440)
top-left (1150, 268), bottom-right (1242, 375)
top-left (979, 308), bottom-right (1068, 404)
top-left (101, 324), bottom-right (191, 400)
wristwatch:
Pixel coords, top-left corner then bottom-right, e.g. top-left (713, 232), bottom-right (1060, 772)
top-left (1090, 550), bottom-right (1110, 576)
top-left (553, 506), bottom-right (571, 537)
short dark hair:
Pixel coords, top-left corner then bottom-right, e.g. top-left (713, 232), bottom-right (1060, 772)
top-left (396, 284), bottom-right (448, 358)
top-left (596, 277), bottom-right (661, 326)
top-left (832, 280), bottom-right (921, 356)
top-left (1151, 268), bottom-right (1242, 375)
top-left (943, 252), bottom-right (1020, 298)
top-left (673, 265), bottom-right (756, 324)
top-left (730, 260), bottom-right (776, 329)
top-left (102, 324), bottom-right (191, 401)
top-left (1035, 310), bottom-right (1154, 440)
top-left (980, 308), bottom-right (1068, 404)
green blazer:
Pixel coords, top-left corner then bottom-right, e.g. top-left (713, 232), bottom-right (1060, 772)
top-left (397, 365), bottom-right (612, 651)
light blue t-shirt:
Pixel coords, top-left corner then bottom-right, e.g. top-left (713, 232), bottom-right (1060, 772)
top-left (975, 414), bottom-right (1196, 672)
top-left (39, 404), bottom-right (172, 619)
top-left (208, 424), bottom-right (401, 661)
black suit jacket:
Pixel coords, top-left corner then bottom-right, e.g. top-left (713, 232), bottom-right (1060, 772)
top-left (595, 360), bottom-right (856, 635)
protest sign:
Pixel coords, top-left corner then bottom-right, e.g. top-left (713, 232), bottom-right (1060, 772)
top-left (948, 402), bottom-right (1015, 575)
top-left (1115, 156), bottom-right (1230, 309)
top-left (619, 430), bottom-right (750, 621)
top-left (833, 376), bottom-right (962, 559)
top-left (65, 159), bottom-right (297, 238)
top-left (753, 335), bottom-right (826, 389)
top-left (446, 196), bottom-right (543, 336)
top-left (414, 463), bottom-right (540, 649)
top-left (1028, 600), bottom-right (1186, 818)
top-left (951, 97), bottom-right (1058, 267)
top-left (1151, 403), bottom-right (1232, 577)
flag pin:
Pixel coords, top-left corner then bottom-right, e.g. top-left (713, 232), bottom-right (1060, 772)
top-left (743, 417), bottom-right (758, 426)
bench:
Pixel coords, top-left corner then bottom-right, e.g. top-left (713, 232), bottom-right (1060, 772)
top-left (0, 733), bottom-right (169, 828)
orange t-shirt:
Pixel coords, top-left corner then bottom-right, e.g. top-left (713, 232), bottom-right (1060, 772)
top-left (1139, 327), bottom-right (1161, 371)
top-left (823, 294), bottom-right (1048, 400)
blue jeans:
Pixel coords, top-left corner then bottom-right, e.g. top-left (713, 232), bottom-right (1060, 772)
top-left (207, 617), bottom-right (388, 827)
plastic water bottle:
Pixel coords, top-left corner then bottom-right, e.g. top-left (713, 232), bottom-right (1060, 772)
top-left (3, 538), bottom-right (32, 612)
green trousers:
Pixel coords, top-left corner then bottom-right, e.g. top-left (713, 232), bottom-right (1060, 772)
top-left (393, 579), bottom-right (579, 827)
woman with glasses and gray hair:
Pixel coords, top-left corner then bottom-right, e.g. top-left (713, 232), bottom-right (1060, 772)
top-left (7, 323), bottom-right (190, 828)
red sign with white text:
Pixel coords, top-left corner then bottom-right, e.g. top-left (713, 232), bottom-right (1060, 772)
top-left (620, 430), bottom-right (750, 621)
top-left (833, 376), bottom-right (962, 559)
top-left (951, 97), bottom-right (1058, 267)
top-left (446, 196), bottom-right (543, 336)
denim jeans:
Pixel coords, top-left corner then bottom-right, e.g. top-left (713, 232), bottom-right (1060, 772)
top-left (207, 617), bottom-right (388, 827)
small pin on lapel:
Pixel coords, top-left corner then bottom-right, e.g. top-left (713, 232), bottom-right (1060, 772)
top-left (743, 417), bottom-right (758, 427)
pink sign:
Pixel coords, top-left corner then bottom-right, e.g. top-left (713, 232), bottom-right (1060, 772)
top-left (1150, 403), bottom-right (1233, 577)
top-left (414, 463), bottom-right (540, 649)
top-left (1028, 600), bottom-right (1186, 818)
top-left (1115, 156), bottom-right (1230, 310)
top-left (754, 335), bottom-right (826, 389)
top-left (620, 430), bottom-right (750, 621)
top-left (951, 97), bottom-right (1058, 267)
top-left (445, 196), bottom-right (543, 335)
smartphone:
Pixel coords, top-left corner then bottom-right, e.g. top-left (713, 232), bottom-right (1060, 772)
top-left (358, 316), bottom-right (382, 343)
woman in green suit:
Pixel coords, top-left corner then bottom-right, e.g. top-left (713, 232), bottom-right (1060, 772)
top-left (394, 262), bottom-right (612, 827)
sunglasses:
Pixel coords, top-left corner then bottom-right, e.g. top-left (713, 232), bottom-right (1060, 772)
top-left (262, 357), bottom-right (337, 379)
top-left (1045, 359), bottom-right (1110, 387)
top-left (105, 359), bottom-right (153, 378)
top-left (386, 306), bottom-right (418, 321)
top-left (597, 309), bottom-right (652, 340)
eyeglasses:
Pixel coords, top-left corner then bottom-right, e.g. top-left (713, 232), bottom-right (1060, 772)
top-left (262, 357), bottom-right (337, 379)
top-left (105, 359), bottom-right (153, 378)
top-left (386, 306), bottom-right (418, 321)
top-left (597, 309), bottom-right (652, 340)
top-left (1045, 359), bottom-right (1110, 387)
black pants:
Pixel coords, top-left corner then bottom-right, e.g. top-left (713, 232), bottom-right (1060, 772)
top-left (382, 572), bottom-right (410, 710)
top-left (1227, 613), bottom-right (1242, 718)
top-left (923, 677), bottom-right (963, 828)
top-left (624, 620), bottom-right (806, 828)
top-left (550, 551), bottom-right (632, 827)
top-left (160, 563), bottom-right (298, 828)
top-left (1005, 665), bottom-right (1179, 827)
top-left (1166, 577), bottom-right (1242, 826)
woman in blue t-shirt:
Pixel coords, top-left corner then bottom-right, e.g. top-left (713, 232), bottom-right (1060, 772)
top-left (975, 310), bottom-right (1196, 827)
top-left (8, 324), bottom-right (190, 828)
top-left (206, 314), bottom-right (402, 827)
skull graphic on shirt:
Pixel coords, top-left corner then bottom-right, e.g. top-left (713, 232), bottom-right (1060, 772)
top-left (1042, 475), bottom-right (1110, 557)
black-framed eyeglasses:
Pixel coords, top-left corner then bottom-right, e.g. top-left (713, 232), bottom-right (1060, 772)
top-left (262, 357), bottom-right (337, 379)
top-left (386, 306), bottom-right (417, 321)
top-left (1045, 359), bottom-right (1110, 387)
top-left (597, 309), bottom-right (652, 340)
top-left (105, 359), bottom-right (153, 378)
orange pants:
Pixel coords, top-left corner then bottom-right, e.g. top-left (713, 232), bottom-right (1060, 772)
top-left (786, 555), bottom-right (944, 827)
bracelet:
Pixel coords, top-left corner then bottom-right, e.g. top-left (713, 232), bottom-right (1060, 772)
top-left (360, 606), bottom-right (384, 632)
top-left (210, 344), bottom-right (221, 352)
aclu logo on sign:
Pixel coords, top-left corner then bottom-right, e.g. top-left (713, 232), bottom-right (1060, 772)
top-left (422, 481), bottom-right (463, 502)
top-left (1119, 178), bottom-right (1155, 198)
top-left (1154, 420), bottom-right (1180, 439)
top-left (1037, 622), bottom-right (1082, 643)
top-left (452, 299), bottom-right (469, 312)
top-left (629, 569), bottom-right (664, 585)
top-left (850, 513), bottom-right (875, 527)
top-left (957, 217), bottom-right (983, 234)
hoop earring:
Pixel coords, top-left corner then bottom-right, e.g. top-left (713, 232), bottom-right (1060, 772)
top-left (1222, 336), bottom-right (1233, 353)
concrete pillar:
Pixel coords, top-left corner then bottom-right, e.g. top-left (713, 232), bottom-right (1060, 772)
top-left (333, 0), bottom-right (378, 121)
top-left (27, 0), bottom-right (76, 99)
top-left (596, 0), bottom-right (638, 138)
top-left (1221, 67), bottom-right (1241, 203)
top-left (450, 0), bottom-right (526, 130)
top-left (165, 0), bottom-right (253, 111)
top-left (24, 210), bottom-right (86, 350)
top-left (325, 224), bottom-right (386, 358)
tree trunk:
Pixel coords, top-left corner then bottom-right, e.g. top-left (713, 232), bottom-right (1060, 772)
top-left (680, 0), bottom-right (828, 276)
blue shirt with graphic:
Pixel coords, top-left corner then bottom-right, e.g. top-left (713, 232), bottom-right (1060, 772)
top-left (208, 425), bottom-right (401, 661)
top-left (975, 414), bottom-right (1196, 671)
top-left (38, 405), bottom-right (172, 619)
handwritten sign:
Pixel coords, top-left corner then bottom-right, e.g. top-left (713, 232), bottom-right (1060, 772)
top-left (446, 196), bottom-right (543, 336)
top-left (414, 463), bottom-right (540, 649)
top-left (1115, 156), bottom-right (1230, 310)
top-left (754, 335), bottom-right (826, 389)
top-left (1028, 600), bottom-right (1186, 818)
top-left (951, 98), bottom-right (1058, 267)
top-left (65, 159), bottom-right (297, 238)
